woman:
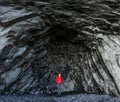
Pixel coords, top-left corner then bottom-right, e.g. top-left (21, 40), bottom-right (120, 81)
top-left (55, 73), bottom-right (63, 96)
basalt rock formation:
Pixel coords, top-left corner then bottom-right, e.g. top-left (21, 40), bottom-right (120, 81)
top-left (0, 0), bottom-right (120, 96)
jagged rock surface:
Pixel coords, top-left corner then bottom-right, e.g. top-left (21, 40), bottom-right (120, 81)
top-left (0, 0), bottom-right (120, 96)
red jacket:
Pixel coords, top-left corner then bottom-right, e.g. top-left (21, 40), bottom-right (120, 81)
top-left (55, 74), bottom-right (63, 84)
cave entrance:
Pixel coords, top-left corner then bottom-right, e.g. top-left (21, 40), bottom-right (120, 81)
top-left (43, 24), bottom-right (85, 94)
top-left (49, 24), bottom-right (77, 45)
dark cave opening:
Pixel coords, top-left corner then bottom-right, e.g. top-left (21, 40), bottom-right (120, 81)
top-left (48, 24), bottom-right (95, 51)
top-left (31, 24), bottom-right (99, 95)
top-left (40, 24), bottom-right (87, 94)
top-left (49, 24), bottom-right (77, 45)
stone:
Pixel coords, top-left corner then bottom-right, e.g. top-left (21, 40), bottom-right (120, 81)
top-left (0, 9), bottom-right (35, 26)
top-left (0, 0), bottom-right (120, 97)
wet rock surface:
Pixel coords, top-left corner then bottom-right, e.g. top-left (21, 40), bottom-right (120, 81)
top-left (0, 94), bottom-right (120, 102)
top-left (0, 0), bottom-right (120, 96)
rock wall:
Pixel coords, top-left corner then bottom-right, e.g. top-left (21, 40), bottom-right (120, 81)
top-left (0, 0), bottom-right (120, 96)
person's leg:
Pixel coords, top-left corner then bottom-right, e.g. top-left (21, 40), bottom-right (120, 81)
top-left (58, 84), bottom-right (60, 96)
top-left (58, 84), bottom-right (62, 96)
top-left (57, 84), bottom-right (60, 96)
top-left (59, 85), bottom-right (61, 95)
top-left (57, 84), bottom-right (59, 95)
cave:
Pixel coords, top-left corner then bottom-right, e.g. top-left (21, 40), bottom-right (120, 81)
top-left (0, 0), bottom-right (120, 98)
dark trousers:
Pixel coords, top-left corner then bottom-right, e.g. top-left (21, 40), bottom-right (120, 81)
top-left (56, 84), bottom-right (62, 96)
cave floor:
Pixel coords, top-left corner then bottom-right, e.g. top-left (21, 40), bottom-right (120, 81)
top-left (0, 93), bottom-right (120, 102)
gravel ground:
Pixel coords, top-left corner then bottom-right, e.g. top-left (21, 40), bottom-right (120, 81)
top-left (0, 94), bottom-right (120, 102)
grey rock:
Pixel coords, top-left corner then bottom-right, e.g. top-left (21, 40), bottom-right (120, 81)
top-left (0, 0), bottom-right (120, 97)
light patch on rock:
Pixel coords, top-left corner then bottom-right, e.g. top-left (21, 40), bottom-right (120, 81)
top-left (13, 47), bottom-right (26, 58)
top-left (0, 6), bottom-right (13, 16)
top-left (0, 9), bottom-right (34, 24)
top-left (0, 28), bottom-right (11, 52)
top-left (1, 68), bottom-right (21, 84)
top-left (98, 35), bottom-right (120, 92)
top-left (96, 34), bottom-right (103, 38)
top-left (62, 77), bottom-right (75, 92)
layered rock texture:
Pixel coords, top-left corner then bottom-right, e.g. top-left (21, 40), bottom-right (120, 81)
top-left (0, 0), bottom-right (120, 96)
